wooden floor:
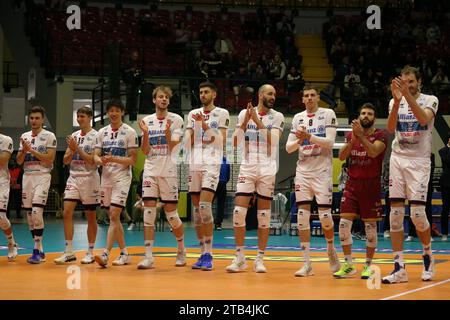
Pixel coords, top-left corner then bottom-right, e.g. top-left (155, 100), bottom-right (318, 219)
top-left (1, 247), bottom-right (449, 300)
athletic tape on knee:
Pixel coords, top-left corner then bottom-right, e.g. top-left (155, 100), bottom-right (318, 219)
top-left (143, 207), bottom-right (156, 227)
top-left (339, 218), bottom-right (353, 246)
top-left (199, 201), bottom-right (213, 224)
top-left (365, 222), bottom-right (377, 248)
top-left (233, 206), bottom-right (247, 227)
top-left (410, 206), bottom-right (430, 232)
top-left (165, 210), bottom-right (182, 229)
top-left (32, 207), bottom-right (44, 230)
top-left (192, 206), bottom-right (202, 227)
top-left (319, 209), bottom-right (334, 230)
top-left (0, 212), bottom-right (11, 230)
top-left (297, 209), bottom-right (311, 231)
top-left (390, 207), bottom-right (405, 232)
top-left (257, 210), bottom-right (271, 229)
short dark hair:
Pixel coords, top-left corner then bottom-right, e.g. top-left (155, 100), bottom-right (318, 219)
top-left (106, 98), bottom-right (125, 111)
top-left (28, 105), bottom-right (45, 117)
top-left (401, 65), bottom-right (422, 81)
top-left (358, 102), bottom-right (377, 117)
top-left (302, 84), bottom-right (318, 94)
top-left (199, 81), bottom-right (217, 92)
top-left (77, 105), bottom-right (93, 117)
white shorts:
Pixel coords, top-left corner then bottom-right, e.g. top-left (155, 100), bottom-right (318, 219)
top-left (100, 177), bottom-right (131, 209)
top-left (188, 165), bottom-right (220, 194)
top-left (389, 154), bottom-right (430, 203)
top-left (295, 168), bottom-right (333, 206)
top-left (235, 167), bottom-right (275, 200)
top-left (64, 173), bottom-right (100, 207)
top-left (0, 184), bottom-right (10, 212)
top-left (22, 173), bottom-right (51, 209)
top-left (142, 175), bottom-right (178, 203)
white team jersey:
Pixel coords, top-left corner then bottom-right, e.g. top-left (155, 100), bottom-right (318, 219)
top-left (389, 93), bottom-right (438, 159)
top-left (142, 112), bottom-right (184, 177)
top-left (69, 129), bottom-right (98, 177)
top-left (95, 123), bottom-right (138, 183)
top-left (237, 107), bottom-right (285, 173)
top-left (186, 106), bottom-right (230, 169)
top-left (290, 108), bottom-right (337, 173)
top-left (0, 134), bottom-right (13, 183)
top-left (19, 129), bottom-right (57, 174)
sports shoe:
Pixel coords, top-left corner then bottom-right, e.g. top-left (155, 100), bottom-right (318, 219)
top-left (191, 254), bottom-right (205, 269)
top-left (226, 256), bottom-right (248, 273)
top-left (333, 262), bottom-right (357, 278)
top-left (54, 252), bottom-right (77, 264)
top-left (253, 256), bottom-right (267, 273)
top-left (175, 249), bottom-right (186, 267)
top-left (39, 251), bottom-right (46, 262)
top-left (361, 265), bottom-right (373, 279)
top-left (112, 254), bottom-right (131, 266)
top-left (127, 223), bottom-right (135, 231)
top-left (383, 230), bottom-right (390, 238)
top-left (215, 224), bottom-right (222, 231)
top-left (27, 249), bottom-right (42, 264)
top-left (81, 252), bottom-right (95, 264)
top-left (94, 253), bottom-right (109, 267)
top-left (327, 248), bottom-right (341, 273)
top-left (442, 235), bottom-right (448, 241)
top-left (295, 263), bottom-right (314, 277)
top-left (201, 253), bottom-right (213, 271)
top-left (382, 262), bottom-right (408, 284)
top-left (421, 254), bottom-right (435, 281)
top-left (7, 243), bottom-right (18, 262)
top-left (137, 257), bottom-right (155, 269)
top-left (405, 236), bottom-right (413, 242)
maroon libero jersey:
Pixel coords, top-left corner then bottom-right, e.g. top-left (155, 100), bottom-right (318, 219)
top-left (346, 129), bottom-right (388, 179)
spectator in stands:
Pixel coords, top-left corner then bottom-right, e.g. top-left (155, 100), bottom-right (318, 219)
top-left (439, 132), bottom-right (450, 241)
top-left (214, 32), bottom-right (234, 56)
top-left (431, 67), bottom-right (450, 94)
top-left (286, 66), bottom-right (304, 94)
top-left (426, 22), bottom-right (441, 45)
top-left (221, 52), bottom-right (239, 79)
top-left (231, 64), bottom-right (254, 102)
top-left (268, 54), bottom-right (286, 80)
top-left (139, 12), bottom-right (158, 37)
top-left (251, 64), bottom-right (267, 92)
top-left (199, 24), bottom-right (217, 51)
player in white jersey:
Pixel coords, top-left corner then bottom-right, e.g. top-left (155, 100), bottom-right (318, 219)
top-left (226, 84), bottom-right (284, 273)
top-left (383, 66), bottom-right (438, 284)
top-left (285, 85), bottom-right (341, 277)
top-left (17, 106), bottom-right (57, 264)
top-left (54, 106), bottom-right (99, 265)
top-left (93, 99), bottom-right (138, 267)
top-left (185, 82), bottom-right (229, 271)
top-left (0, 127), bottom-right (18, 262)
top-left (136, 85), bottom-right (186, 269)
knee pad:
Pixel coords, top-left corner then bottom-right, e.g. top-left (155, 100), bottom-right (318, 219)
top-left (32, 207), bottom-right (44, 230)
top-left (410, 206), bottom-right (430, 232)
top-left (233, 206), bottom-right (247, 227)
top-left (297, 209), bottom-right (311, 231)
top-left (365, 222), bottom-right (378, 248)
top-left (319, 209), bottom-right (334, 231)
top-left (390, 207), bottom-right (405, 232)
top-left (165, 210), bottom-right (182, 229)
top-left (193, 206), bottom-right (202, 227)
top-left (199, 201), bottom-right (213, 224)
top-left (339, 218), bottom-right (353, 246)
top-left (143, 207), bottom-right (156, 227)
top-left (0, 212), bottom-right (11, 230)
top-left (257, 210), bottom-right (271, 229)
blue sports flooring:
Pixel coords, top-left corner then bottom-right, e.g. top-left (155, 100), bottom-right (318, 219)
top-left (1, 216), bottom-right (449, 256)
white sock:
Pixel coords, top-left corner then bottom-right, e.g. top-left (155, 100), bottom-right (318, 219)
top-left (204, 235), bottom-right (213, 254)
top-left (88, 243), bottom-right (95, 254)
top-left (301, 242), bottom-right (311, 265)
top-left (344, 254), bottom-right (353, 264)
top-left (145, 240), bottom-right (153, 258)
top-left (393, 251), bottom-right (404, 267)
top-left (176, 236), bottom-right (185, 252)
top-left (121, 248), bottom-right (128, 255)
top-left (65, 240), bottom-right (73, 253)
top-left (236, 246), bottom-right (245, 259)
top-left (257, 249), bottom-right (264, 259)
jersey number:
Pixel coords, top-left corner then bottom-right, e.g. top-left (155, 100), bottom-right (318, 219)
top-left (110, 132), bottom-right (118, 140)
top-left (309, 119), bottom-right (313, 126)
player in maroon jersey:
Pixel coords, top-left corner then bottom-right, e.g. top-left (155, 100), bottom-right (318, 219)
top-left (333, 103), bottom-right (388, 279)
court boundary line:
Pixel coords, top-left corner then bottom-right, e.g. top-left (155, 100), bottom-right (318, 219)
top-left (380, 278), bottom-right (450, 300)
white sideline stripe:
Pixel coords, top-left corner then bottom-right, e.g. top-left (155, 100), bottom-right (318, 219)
top-left (380, 278), bottom-right (450, 300)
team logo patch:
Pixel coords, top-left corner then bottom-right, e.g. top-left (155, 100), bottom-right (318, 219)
top-left (210, 121), bottom-right (218, 129)
top-left (83, 145), bottom-right (91, 153)
top-left (280, 122), bottom-right (284, 129)
top-left (432, 102), bottom-right (437, 108)
top-left (118, 140), bottom-right (125, 147)
top-left (8, 143), bottom-right (12, 150)
top-left (317, 125), bottom-right (325, 134)
top-left (37, 145), bottom-right (46, 153)
top-left (225, 119), bottom-right (229, 127)
top-left (331, 118), bottom-right (336, 125)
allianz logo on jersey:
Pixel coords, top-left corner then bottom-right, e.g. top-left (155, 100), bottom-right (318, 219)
top-left (248, 124), bottom-right (273, 130)
top-left (307, 125), bottom-right (325, 134)
top-left (398, 114), bottom-right (417, 120)
top-left (148, 129), bottom-right (165, 135)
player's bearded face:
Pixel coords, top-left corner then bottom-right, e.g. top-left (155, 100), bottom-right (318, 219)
top-left (200, 89), bottom-right (215, 106)
top-left (402, 73), bottom-right (420, 96)
top-left (262, 92), bottom-right (275, 109)
top-left (360, 117), bottom-right (374, 128)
